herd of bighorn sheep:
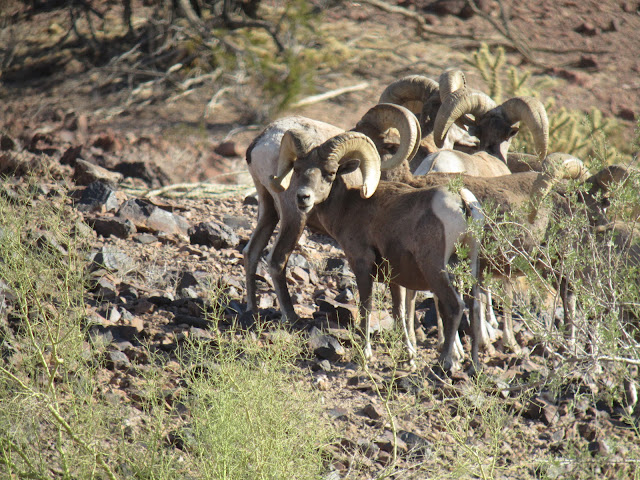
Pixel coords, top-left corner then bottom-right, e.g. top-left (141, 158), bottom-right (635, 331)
top-left (242, 68), bottom-right (637, 375)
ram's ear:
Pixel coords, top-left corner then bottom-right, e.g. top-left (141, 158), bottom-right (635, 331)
top-left (338, 158), bottom-right (360, 176)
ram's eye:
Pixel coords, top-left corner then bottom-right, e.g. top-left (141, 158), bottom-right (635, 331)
top-left (323, 170), bottom-right (336, 179)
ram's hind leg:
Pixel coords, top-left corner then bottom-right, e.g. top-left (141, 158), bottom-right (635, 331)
top-left (391, 284), bottom-right (417, 368)
top-left (432, 273), bottom-right (465, 374)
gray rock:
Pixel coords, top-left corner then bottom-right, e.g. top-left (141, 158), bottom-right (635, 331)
top-left (307, 326), bottom-right (346, 361)
top-left (91, 247), bottom-right (133, 273)
top-left (76, 181), bottom-right (120, 213)
top-left (399, 431), bottom-right (432, 458)
top-left (107, 350), bottom-right (131, 370)
top-left (188, 221), bottom-right (239, 249)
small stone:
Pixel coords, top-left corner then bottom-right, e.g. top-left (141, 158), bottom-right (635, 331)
top-left (363, 403), bottom-right (384, 420)
top-left (214, 141), bottom-right (240, 157)
top-left (188, 221), bottom-right (239, 249)
top-left (307, 327), bottom-right (346, 361)
top-left (575, 21), bottom-right (599, 36)
top-left (85, 216), bottom-right (136, 239)
top-left (74, 159), bottom-right (123, 186)
top-left (76, 181), bottom-right (121, 213)
top-left (107, 350), bottom-right (131, 370)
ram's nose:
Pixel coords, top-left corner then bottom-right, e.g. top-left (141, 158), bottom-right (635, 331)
top-left (296, 190), bottom-right (313, 213)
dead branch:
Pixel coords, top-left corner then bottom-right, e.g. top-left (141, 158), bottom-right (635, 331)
top-left (290, 82), bottom-right (370, 108)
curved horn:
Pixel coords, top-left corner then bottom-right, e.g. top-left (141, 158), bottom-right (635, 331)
top-left (433, 88), bottom-right (497, 148)
top-left (545, 152), bottom-right (588, 180)
top-left (500, 96), bottom-right (549, 160)
top-left (269, 129), bottom-right (316, 192)
top-left (378, 75), bottom-right (439, 116)
top-left (438, 69), bottom-right (467, 101)
top-left (318, 132), bottom-right (381, 198)
top-left (356, 103), bottom-right (421, 170)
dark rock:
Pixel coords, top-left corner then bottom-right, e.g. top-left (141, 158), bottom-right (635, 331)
top-left (524, 396), bottom-right (559, 425)
top-left (575, 21), bottom-right (600, 36)
top-left (588, 439), bottom-right (611, 456)
top-left (312, 359), bottom-right (333, 372)
top-left (307, 326), bottom-right (346, 361)
top-left (357, 440), bottom-right (380, 459)
top-left (363, 403), bottom-right (384, 420)
top-left (375, 430), bottom-right (408, 454)
top-left (173, 314), bottom-right (212, 329)
top-left (177, 270), bottom-right (208, 291)
top-left (325, 257), bottom-right (350, 275)
top-left (399, 431), bottom-right (432, 458)
top-left (113, 161), bottom-right (170, 187)
top-left (92, 276), bottom-right (118, 300)
top-left (76, 181), bottom-right (120, 213)
top-left (243, 192), bottom-right (259, 206)
top-left (0, 135), bottom-right (16, 151)
top-left (577, 55), bottom-right (599, 70)
top-left (85, 216), bottom-right (136, 239)
top-left (188, 221), bottom-right (239, 249)
top-left (60, 145), bottom-right (83, 166)
top-left (335, 288), bottom-right (354, 303)
top-left (214, 141), bottom-right (240, 157)
top-left (316, 298), bottom-right (357, 326)
top-left (617, 107), bottom-right (636, 121)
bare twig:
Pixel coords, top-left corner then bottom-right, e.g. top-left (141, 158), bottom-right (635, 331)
top-left (290, 82), bottom-right (370, 108)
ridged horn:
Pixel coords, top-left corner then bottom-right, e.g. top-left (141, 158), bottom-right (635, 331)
top-left (378, 75), bottom-right (439, 116)
top-left (356, 103), bottom-right (421, 170)
top-left (438, 69), bottom-right (467, 101)
top-left (433, 87), bottom-right (497, 148)
top-left (317, 132), bottom-right (381, 199)
top-left (500, 96), bottom-right (549, 160)
top-left (269, 129), bottom-right (316, 192)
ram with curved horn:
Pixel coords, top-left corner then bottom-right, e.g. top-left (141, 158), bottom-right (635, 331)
top-left (274, 129), bottom-right (483, 373)
top-left (378, 71), bottom-right (479, 164)
top-left (393, 158), bottom-right (630, 361)
top-left (243, 103), bottom-right (420, 324)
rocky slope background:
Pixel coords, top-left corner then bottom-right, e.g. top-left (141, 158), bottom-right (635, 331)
top-left (1, 0), bottom-right (640, 478)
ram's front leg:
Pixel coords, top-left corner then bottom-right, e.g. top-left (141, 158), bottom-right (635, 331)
top-left (351, 254), bottom-right (377, 361)
top-left (267, 211), bottom-right (306, 323)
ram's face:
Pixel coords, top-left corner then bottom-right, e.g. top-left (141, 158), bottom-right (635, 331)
top-left (476, 114), bottom-right (518, 163)
top-left (293, 154), bottom-right (338, 214)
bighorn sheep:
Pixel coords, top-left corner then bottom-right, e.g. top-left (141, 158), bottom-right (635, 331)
top-left (414, 69), bottom-right (549, 175)
top-left (380, 69), bottom-right (549, 177)
top-left (392, 159), bottom-right (631, 356)
top-left (270, 129), bottom-right (483, 372)
top-left (381, 69), bottom-right (550, 356)
top-left (243, 104), bottom-right (420, 323)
